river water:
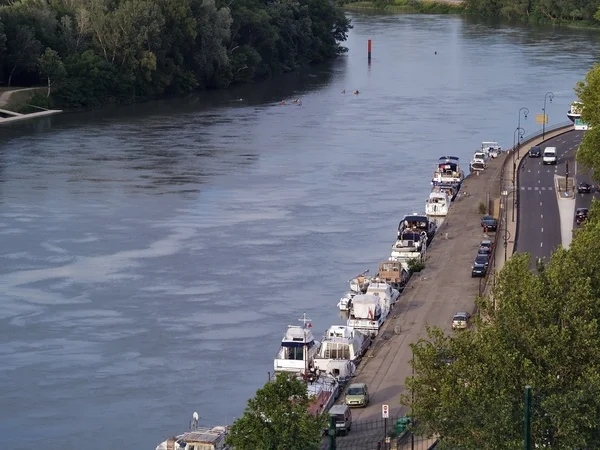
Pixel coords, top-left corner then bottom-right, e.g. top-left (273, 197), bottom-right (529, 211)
top-left (1, 13), bottom-right (599, 450)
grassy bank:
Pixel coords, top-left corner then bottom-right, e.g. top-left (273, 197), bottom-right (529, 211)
top-left (342, 0), bottom-right (466, 14)
top-left (3, 88), bottom-right (50, 114)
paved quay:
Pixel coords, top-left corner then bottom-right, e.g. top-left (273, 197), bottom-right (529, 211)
top-left (342, 154), bottom-right (508, 424)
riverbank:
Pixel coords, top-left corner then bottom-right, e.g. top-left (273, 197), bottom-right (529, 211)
top-left (0, 88), bottom-right (63, 125)
top-left (343, 0), bottom-right (465, 13)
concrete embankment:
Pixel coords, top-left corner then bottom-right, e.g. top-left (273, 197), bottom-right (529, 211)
top-left (335, 123), bottom-right (575, 447)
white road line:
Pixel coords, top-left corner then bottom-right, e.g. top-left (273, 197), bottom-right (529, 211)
top-left (538, 179), bottom-right (541, 183)
top-left (540, 202), bottom-right (543, 206)
top-left (541, 214), bottom-right (544, 219)
top-left (540, 242), bottom-right (543, 247)
top-left (541, 228), bottom-right (544, 232)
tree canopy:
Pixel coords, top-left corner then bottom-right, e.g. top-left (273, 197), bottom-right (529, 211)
top-left (227, 372), bottom-right (326, 450)
top-left (462, 0), bottom-right (600, 23)
top-left (576, 63), bottom-right (600, 181)
top-left (402, 200), bottom-right (600, 449)
top-left (0, 0), bottom-right (351, 107)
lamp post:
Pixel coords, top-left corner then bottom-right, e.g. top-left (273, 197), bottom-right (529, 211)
top-left (542, 92), bottom-right (554, 140)
top-left (512, 127), bottom-right (525, 188)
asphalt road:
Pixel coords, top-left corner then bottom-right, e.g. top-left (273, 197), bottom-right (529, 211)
top-left (515, 130), bottom-right (583, 261)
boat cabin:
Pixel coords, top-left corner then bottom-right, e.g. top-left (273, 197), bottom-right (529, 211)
top-left (398, 213), bottom-right (436, 239)
top-left (274, 317), bottom-right (319, 373)
top-left (375, 260), bottom-right (410, 289)
top-left (160, 427), bottom-right (230, 450)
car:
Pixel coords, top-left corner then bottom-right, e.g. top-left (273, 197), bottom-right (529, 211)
top-left (480, 239), bottom-right (494, 251)
top-left (578, 182), bottom-right (593, 194)
top-left (474, 253), bottom-right (489, 268)
top-left (528, 145), bottom-right (542, 158)
top-left (477, 246), bottom-right (492, 258)
top-left (471, 262), bottom-right (487, 277)
top-left (345, 383), bottom-right (369, 408)
top-left (576, 208), bottom-right (589, 225)
top-left (452, 312), bottom-right (471, 330)
top-left (480, 215), bottom-right (498, 232)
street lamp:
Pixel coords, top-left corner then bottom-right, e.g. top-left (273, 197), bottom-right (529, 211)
top-left (542, 92), bottom-right (554, 140)
top-left (512, 127), bottom-right (525, 188)
top-left (518, 107), bottom-right (529, 141)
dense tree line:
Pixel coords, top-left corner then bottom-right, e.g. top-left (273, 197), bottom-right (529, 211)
top-left (0, 0), bottom-right (351, 107)
top-left (464, 0), bottom-right (600, 23)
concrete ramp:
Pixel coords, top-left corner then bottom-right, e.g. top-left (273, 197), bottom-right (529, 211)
top-left (0, 108), bottom-right (23, 116)
top-left (0, 109), bottom-right (62, 124)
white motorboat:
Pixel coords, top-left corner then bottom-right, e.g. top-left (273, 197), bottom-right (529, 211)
top-left (567, 101), bottom-right (582, 123)
top-left (397, 213), bottom-right (437, 243)
top-left (425, 190), bottom-right (451, 216)
top-left (366, 280), bottom-right (400, 310)
top-left (347, 294), bottom-right (389, 336)
top-left (390, 229), bottom-right (427, 270)
top-left (432, 156), bottom-right (464, 185)
top-left (155, 413), bottom-right (231, 450)
top-left (481, 141), bottom-right (502, 158)
top-left (314, 325), bottom-right (371, 374)
top-left (337, 270), bottom-right (370, 311)
top-left (274, 313), bottom-right (319, 374)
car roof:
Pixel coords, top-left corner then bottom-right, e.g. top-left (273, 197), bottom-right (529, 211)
top-left (330, 405), bottom-right (349, 414)
top-left (577, 208), bottom-right (589, 212)
top-left (481, 240), bottom-right (492, 245)
top-left (454, 312), bottom-right (469, 317)
top-left (348, 383), bottom-right (366, 388)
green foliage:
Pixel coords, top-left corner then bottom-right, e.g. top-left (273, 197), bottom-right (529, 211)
top-left (463, 0), bottom-right (600, 23)
top-left (0, 0), bottom-right (351, 107)
top-left (402, 200), bottom-right (600, 448)
top-left (226, 372), bottom-right (326, 450)
top-left (407, 258), bottom-right (425, 273)
top-left (341, 0), bottom-right (465, 14)
top-left (478, 201), bottom-right (487, 215)
top-left (576, 64), bottom-right (600, 182)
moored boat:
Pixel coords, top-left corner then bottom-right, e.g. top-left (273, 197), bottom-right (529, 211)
top-left (425, 190), bottom-right (451, 216)
top-left (314, 325), bottom-right (371, 373)
top-left (568, 101), bottom-right (583, 123)
top-left (390, 229), bottom-right (427, 270)
top-left (274, 313), bottom-right (319, 374)
top-left (432, 156), bottom-right (464, 185)
top-left (347, 294), bottom-right (389, 336)
top-left (155, 413), bottom-right (231, 450)
top-left (337, 270), bottom-right (371, 311)
top-left (397, 213), bottom-right (437, 243)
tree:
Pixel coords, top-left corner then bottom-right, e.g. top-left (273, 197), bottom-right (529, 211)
top-left (402, 204), bottom-right (600, 449)
top-left (39, 47), bottom-right (66, 97)
top-left (226, 372), bottom-right (326, 450)
top-left (4, 24), bottom-right (41, 86)
top-left (575, 64), bottom-right (600, 182)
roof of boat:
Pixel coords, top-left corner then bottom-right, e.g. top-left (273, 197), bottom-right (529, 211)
top-left (401, 213), bottom-right (429, 222)
top-left (283, 325), bottom-right (315, 342)
top-left (438, 155), bottom-right (459, 161)
top-left (351, 294), bottom-right (380, 304)
top-left (179, 427), bottom-right (228, 444)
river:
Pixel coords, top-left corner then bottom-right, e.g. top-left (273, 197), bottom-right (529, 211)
top-left (1, 13), bottom-right (599, 450)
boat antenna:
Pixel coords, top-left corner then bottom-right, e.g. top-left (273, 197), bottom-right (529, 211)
top-left (299, 312), bottom-right (312, 329)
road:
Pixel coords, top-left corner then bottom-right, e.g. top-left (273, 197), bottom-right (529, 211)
top-left (573, 152), bottom-right (600, 230)
top-left (515, 130), bottom-right (583, 261)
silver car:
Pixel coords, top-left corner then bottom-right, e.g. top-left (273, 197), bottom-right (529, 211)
top-left (452, 312), bottom-right (470, 330)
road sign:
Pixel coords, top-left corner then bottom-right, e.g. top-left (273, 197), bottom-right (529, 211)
top-left (536, 114), bottom-right (548, 125)
top-left (382, 404), bottom-right (389, 418)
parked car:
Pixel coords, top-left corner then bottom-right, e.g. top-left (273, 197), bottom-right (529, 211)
top-left (474, 253), bottom-right (490, 268)
top-left (576, 208), bottom-right (589, 225)
top-left (528, 145), bottom-right (542, 158)
top-left (328, 405), bottom-right (352, 436)
top-left (478, 246), bottom-right (492, 259)
top-left (345, 383), bottom-right (369, 408)
top-left (452, 312), bottom-right (471, 330)
top-left (480, 239), bottom-right (494, 251)
top-left (578, 182), bottom-right (593, 194)
top-left (481, 215), bottom-right (498, 231)
top-left (471, 261), bottom-right (487, 277)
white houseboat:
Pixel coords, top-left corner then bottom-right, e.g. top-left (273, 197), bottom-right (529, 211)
top-left (274, 313), bottom-right (319, 374)
top-left (347, 294), bottom-right (389, 336)
top-left (425, 190), bottom-right (451, 216)
top-left (314, 325), bottom-right (371, 375)
top-left (432, 156), bottom-right (464, 185)
top-left (567, 101), bottom-right (582, 122)
top-left (337, 270), bottom-right (371, 311)
top-left (390, 229), bottom-right (427, 270)
top-left (481, 141), bottom-right (502, 158)
top-left (155, 413), bottom-right (231, 450)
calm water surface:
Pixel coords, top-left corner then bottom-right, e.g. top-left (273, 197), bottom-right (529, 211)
top-left (1, 14), bottom-right (599, 449)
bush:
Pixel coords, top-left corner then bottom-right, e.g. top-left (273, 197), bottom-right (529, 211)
top-left (478, 202), bottom-right (487, 215)
top-left (407, 258), bottom-right (425, 273)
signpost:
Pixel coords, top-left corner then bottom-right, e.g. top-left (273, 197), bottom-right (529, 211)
top-left (535, 113), bottom-right (548, 125)
top-left (382, 405), bottom-right (389, 450)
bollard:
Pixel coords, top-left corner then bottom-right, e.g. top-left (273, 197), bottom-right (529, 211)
top-left (368, 39), bottom-right (372, 63)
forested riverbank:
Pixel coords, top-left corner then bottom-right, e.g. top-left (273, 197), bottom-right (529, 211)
top-left (339, 0), bottom-right (600, 26)
top-left (0, 0), bottom-right (351, 109)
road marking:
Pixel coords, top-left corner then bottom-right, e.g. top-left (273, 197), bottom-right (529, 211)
top-left (541, 214), bottom-right (543, 219)
top-left (535, 187), bottom-right (539, 190)
top-left (540, 242), bottom-right (543, 247)
top-left (528, 187), bottom-right (532, 190)
top-left (541, 228), bottom-right (544, 232)
top-left (538, 179), bottom-right (541, 183)
top-left (542, 187), bottom-right (546, 190)
top-left (540, 202), bottom-right (543, 206)
top-left (538, 170), bottom-right (540, 174)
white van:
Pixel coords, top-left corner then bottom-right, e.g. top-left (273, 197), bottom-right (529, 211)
top-left (543, 147), bottom-right (557, 165)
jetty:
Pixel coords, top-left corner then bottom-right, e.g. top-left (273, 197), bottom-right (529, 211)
top-left (0, 88), bottom-right (62, 125)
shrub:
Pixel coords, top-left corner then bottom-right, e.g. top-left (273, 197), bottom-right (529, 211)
top-left (407, 258), bottom-right (425, 273)
top-left (478, 202), bottom-right (487, 215)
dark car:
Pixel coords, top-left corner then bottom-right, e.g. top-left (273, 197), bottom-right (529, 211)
top-left (578, 182), bottom-right (593, 194)
top-left (477, 246), bottom-right (492, 259)
top-left (481, 215), bottom-right (498, 232)
top-left (528, 146), bottom-right (542, 158)
top-left (576, 208), bottom-right (589, 225)
top-left (471, 262), bottom-right (487, 277)
top-left (474, 254), bottom-right (490, 268)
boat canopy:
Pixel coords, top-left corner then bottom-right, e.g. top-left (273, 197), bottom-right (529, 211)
top-left (437, 161), bottom-right (458, 171)
top-left (438, 155), bottom-right (460, 161)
